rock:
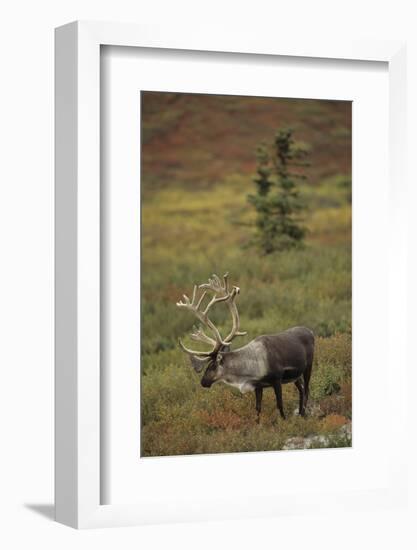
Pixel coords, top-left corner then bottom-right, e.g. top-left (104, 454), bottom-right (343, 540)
top-left (282, 436), bottom-right (306, 450)
top-left (305, 434), bottom-right (328, 447)
top-left (338, 421), bottom-right (352, 438)
top-left (283, 432), bottom-right (344, 451)
top-left (282, 434), bottom-right (327, 450)
top-left (282, 416), bottom-right (352, 451)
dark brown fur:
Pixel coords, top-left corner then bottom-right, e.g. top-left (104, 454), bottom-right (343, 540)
top-left (253, 327), bottom-right (314, 419)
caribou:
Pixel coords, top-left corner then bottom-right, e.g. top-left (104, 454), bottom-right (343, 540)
top-left (176, 273), bottom-right (314, 422)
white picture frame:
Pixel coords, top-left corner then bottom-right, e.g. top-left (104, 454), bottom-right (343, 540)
top-left (55, 21), bottom-right (407, 529)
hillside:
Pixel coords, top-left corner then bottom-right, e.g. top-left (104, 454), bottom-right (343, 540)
top-left (141, 92), bottom-right (351, 194)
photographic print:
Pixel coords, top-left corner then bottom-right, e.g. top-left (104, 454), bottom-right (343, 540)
top-left (141, 92), bottom-right (352, 457)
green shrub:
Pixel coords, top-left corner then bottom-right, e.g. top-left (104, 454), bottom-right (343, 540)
top-left (310, 362), bottom-right (345, 400)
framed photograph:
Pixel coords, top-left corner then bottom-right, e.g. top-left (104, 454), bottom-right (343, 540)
top-left (55, 21), bottom-right (407, 528)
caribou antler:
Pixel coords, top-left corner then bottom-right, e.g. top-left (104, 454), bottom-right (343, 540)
top-left (190, 325), bottom-right (217, 347)
top-left (199, 273), bottom-right (229, 296)
top-left (176, 273), bottom-right (246, 357)
top-left (199, 272), bottom-right (247, 345)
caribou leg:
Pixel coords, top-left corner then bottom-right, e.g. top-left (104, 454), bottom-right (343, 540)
top-left (294, 378), bottom-right (306, 417)
top-left (255, 387), bottom-right (263, 424)
top-left (273, 381), bottom-right (286, 420)
top-left (303, 350), bottom-right (313, 409)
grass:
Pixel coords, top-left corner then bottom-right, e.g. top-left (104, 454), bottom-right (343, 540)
top-left (141, 333), bottom-right (351, 457)
top-left (140, 93), bottom-right (352, 457)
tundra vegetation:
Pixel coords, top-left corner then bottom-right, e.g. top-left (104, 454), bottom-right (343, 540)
top-left (141, 92), bottom-right (352, 457)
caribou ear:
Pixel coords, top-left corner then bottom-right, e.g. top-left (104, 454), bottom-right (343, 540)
top-left (188, 355), bottom-right (210, 373)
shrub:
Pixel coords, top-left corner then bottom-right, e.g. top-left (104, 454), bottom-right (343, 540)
top-left (310, 362), bottom-right (344, 400)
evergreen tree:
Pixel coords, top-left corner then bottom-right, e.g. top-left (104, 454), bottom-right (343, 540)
top-left (248, 128), bottom-right (308, 254)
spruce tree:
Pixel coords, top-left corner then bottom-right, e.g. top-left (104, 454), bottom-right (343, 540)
top-left (248, 128), bottom-right (308, 254)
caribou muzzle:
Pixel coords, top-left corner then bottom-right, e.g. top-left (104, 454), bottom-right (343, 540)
top-left (201, 378), bottom-right (213, 388)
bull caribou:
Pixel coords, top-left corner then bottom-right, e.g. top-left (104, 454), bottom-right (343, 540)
top-left (176, 273), bottom-right (314, 422)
